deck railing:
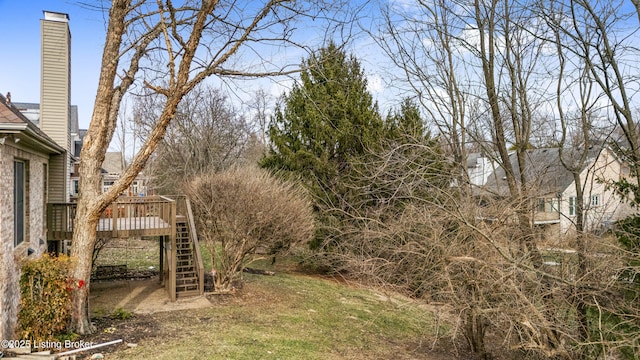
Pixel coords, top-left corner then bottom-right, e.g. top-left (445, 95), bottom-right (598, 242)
top-left (47, 203), bottom-right (77, 240)
top-left (185, 197), bottom-right (205, 296)
top-left (47, 196), bottom-right (176, 240)
top-left (533, 210), bottom-right (561, 223)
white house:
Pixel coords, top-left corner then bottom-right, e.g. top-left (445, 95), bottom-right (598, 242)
top-left (476, 146), bottom-right (636, 238)
top-left (466, 152), bottom-right (501, 186)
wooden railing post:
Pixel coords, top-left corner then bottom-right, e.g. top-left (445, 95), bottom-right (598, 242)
top-left (111, 203), bottom-right (118, 238)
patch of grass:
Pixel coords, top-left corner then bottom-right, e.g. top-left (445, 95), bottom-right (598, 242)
top-left (103, 270), bottom-right (438, 359)
top-left (111, 307), bottom-right (134, 320)
top-left (94, 238), bottom-right (159, 271)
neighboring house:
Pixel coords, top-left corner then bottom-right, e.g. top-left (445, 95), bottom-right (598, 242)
top-left (476, 146), bottom-right (635, 238)
top-left (0, 10), bottom-right (72, 340)
top-left (100, 152), bottom-right (150, 196)
top-left (69, 143), bottom-right (151, 199)
top-left (466, 152), bottom-right (501, 186)
top-left (0, 93), bottom-right (66, 340)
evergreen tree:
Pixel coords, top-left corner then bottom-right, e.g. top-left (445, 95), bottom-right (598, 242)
top-left (384, 98), bottom-right (426, 142)
top-left (261, 42), bottom-right (383, 203)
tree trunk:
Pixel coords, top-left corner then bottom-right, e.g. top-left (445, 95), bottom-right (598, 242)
top-left (69, 133), bottom-right (110, 333)
top-left (465, 308), bottom-right (489, 360)
top-left (69, 214), bottom-right (100, 334)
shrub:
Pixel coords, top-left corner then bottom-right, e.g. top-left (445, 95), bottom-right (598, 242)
top-left (185, 166), bottom-right (315, 291)
top-left (18, 254), bottom-right (75, 343)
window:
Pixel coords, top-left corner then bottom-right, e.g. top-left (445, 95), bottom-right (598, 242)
top-left (14, 160), bottom-right (27, 246)
top-left (102, 180), bottom-right (114, 193)
top-left (536, 198), bottom-right (559, 213)
top-left (591, 194), bottom-right (600, 207)
top-left (569, 196), bottom-right (576, 216)
top-left (72, 179), bottom-right (79, 196)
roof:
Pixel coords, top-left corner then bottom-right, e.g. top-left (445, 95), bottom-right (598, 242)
top-left (0, 93), bottom-right (65, 154)
top-left (482, 147), bottom-right (602, 197)
top-left (74, 129), bottom-right (87, 157)
top-left (11, 102), bottom-right (80, 134)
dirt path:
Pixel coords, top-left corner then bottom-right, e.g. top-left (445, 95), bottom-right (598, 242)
top-left (90, 277), bottom-right (211, 315)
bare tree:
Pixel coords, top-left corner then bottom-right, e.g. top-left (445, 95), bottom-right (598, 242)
top-left (70, 0), bottom-right (350, 334)
top-left (375, 0), bottom-right (471, 185)
top-left (112, 96), bottom-right (136, 168)
top-left (249, 88), bottom-right (273, 147)
top-left (543, 1), bottom-right (640, 356)
top-left (317, 140), bottom-right (518, 358)
top-left (377, 0), bottom-right (553, 262)
top-left (323, 136), bottom-right (640, 358)
top-left (551, 0), bottom-right (640, 203)
top-left (134, 84), bottom-right (251, 194)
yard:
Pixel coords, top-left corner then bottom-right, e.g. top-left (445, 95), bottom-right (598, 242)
top-left (80, 248), bottom-right (464, 359)
top-left (85, 274), bottom-right (455, 359)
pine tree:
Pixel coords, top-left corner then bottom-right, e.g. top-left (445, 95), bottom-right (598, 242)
top-left (261, 42), bottom-right (383, 203)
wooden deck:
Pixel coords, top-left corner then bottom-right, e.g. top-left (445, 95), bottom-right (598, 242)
top-left (46, 195), bottom-right (205, 302)
top-left (47, 196), bottom-right (177, 240)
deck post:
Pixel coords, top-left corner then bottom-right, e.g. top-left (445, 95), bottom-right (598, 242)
top-left (169, 200), bottom-right (177, 302)
top-left (159, 235), bottom-right (164, 285)
top-left (111, 203), bottom-right (118, 238)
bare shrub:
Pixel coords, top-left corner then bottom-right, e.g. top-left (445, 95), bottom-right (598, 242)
top-left (185, 166), bottom-right (314, 291)
top-left (316, 139), bottom-right (640, 359)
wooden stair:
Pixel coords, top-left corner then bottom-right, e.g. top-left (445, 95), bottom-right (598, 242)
top-left (175, 219), bottom-right (200, 297)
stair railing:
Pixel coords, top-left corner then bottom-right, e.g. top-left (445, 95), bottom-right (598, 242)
top-left (184, 197), bottom-right (205, 296)
top-left (171, 195), bottom-right (204, 296)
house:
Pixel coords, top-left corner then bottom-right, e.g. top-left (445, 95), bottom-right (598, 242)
top-left (0, 93), bottom-right (67, 340)
top-left (466, 152), bottom-right (501, 186)
top-left (12, 102), bottom-right (81, 200)
top-left (15, 105), bottom-right (151, 200)
top-left (477, 146), bottom-right (636, 238)
top-left (68, 145), bottom-right (151, 200)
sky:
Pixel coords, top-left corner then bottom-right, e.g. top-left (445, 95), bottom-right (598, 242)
top-left (0, 0), bottom-right (394, 133)
top-left (0, 0), bottom-right (107, 129)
